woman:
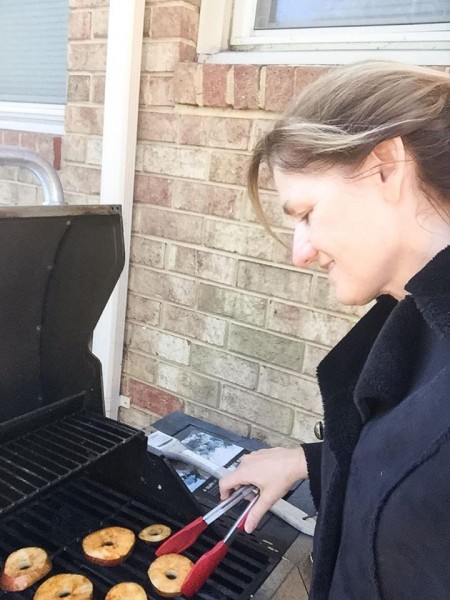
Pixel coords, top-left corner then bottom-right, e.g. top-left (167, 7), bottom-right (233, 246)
top-left (220, 62), bottom-right (450, 599)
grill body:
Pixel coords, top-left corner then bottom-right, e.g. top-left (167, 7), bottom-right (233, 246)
top-left (0, 398), bottom-right (278, 599)
top-left (0, 206), bottom-right (282, 600)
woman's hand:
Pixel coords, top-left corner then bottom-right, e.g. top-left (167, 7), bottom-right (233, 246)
top-left (219, 446), bottom-right (308, 533)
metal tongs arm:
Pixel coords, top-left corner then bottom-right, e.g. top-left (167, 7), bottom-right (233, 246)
top-left (155, 484), bottom-right (256, 556)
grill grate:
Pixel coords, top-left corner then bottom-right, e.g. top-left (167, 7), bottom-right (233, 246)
top-left (0, 411), bottom-right (140, 516)
top-left (0, 476), bottom-right (276, 600)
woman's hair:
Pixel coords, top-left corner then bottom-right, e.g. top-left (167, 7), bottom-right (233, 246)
top-left (248, 61), bottom-right (450, 229)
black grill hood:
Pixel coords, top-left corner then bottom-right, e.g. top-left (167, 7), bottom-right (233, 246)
top-left (0, 205), bottom-right (124, 423)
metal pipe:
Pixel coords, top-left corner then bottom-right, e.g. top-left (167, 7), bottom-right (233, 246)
top-left (0, 146), bottom-right (66, 205)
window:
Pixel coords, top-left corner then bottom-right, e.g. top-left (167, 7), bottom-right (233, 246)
top-left (0, 0), bottom-right (69, 133)
top-left (198, 0), bottom-right (450, 65)
top-left (254, 0), bottom-right (449, 29)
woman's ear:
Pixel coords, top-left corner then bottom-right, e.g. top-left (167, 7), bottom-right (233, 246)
top-left (370, 136), bottom-right (406, 202)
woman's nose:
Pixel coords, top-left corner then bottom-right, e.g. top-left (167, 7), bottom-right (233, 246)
top-left (292, 221), bottom-right (318, 267)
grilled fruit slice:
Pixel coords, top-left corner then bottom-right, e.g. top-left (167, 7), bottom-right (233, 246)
top-left (82, 526), bottom-right (135, 566)
top-left (105, 582), bottom-right (147, 600)
top-left (148, 553), bottom-right (193, 598)
top-left (138, 524), bottom-right (172, 544)
top-left (34, 573), bottom-right (93, 600)
top-left (0, 547), bottom-right (51, 592)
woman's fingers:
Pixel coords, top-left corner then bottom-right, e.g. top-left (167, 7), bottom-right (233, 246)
top-left (219, 447), bottom-right (308, 531)
top-left (219, 468), bottom-right (281, 533)
top-left (218, 451), bottom-right (266, 499)
top-left (219, 472), bottom-right (245, 500)
top-left (244, 491), bottom-right (280, 533)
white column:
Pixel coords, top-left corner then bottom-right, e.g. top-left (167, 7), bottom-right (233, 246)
top-left (92, 0), bottom-right (145, 419)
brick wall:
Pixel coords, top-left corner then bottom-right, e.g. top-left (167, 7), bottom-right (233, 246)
top-left (60, 0), bottom-right (108, 203)
top-left (0, 0), bottom-right (367, 447)
top-left (119, 0), bottom-right (369, 446)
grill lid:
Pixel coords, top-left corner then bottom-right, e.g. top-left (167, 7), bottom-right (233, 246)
top-left (0, 206), bottom-right (124, 424)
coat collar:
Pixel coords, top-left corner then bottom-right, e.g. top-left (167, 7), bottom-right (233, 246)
top-left (317, 295), bottom-right (397, 458)
top-left (404, 245), bottom-right (450, 338)
top-left (317, 245), bottom-right (450, 457)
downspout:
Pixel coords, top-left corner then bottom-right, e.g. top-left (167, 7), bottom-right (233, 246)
top-left (92, 0), bottom-right (145, 419)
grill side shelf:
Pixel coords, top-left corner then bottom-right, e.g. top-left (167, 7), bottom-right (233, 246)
top-left (0, 410), bottom-right (141, 518)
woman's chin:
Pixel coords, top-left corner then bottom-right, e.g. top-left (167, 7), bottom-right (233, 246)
top-left (333, 285), bottom-right (375, 307)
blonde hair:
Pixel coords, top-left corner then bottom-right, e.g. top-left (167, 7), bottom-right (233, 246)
top-left (248, 61), bottom-right (450, 230)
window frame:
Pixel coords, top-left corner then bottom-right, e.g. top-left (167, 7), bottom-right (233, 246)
top-left (197, 0), bottom-right (450, 65)
top-left (0, 102), bottom-right (65, 135)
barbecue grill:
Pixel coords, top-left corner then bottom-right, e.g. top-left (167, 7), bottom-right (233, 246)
top-left (0, 154), bottom-right (290, 598)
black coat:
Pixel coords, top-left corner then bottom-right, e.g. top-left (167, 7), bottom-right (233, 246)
top-left (304, 247), bottom-right (450, 600)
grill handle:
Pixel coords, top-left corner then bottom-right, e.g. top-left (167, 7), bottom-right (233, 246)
top-left (0, 146), bottom-right (66, 205)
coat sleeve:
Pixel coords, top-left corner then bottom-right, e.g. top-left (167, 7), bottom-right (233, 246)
top-left (301, 441), bottom-right (322, 510)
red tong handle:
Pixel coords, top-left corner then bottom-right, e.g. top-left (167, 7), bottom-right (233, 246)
top-left (155, 516), bottom-right (207, 557)
top-left (181, 514), bottom-right (250, 596)
top-left (181, 541), bottom-right (229, 597)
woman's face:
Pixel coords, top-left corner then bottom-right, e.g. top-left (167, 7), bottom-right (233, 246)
top-left (273, 165), bottom-right (403, 305)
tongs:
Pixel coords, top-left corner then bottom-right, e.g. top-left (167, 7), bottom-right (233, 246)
top-left (155, 485), bottom-right (259, 597)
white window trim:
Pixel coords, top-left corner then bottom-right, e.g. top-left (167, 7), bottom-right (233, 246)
top-left (198, 0), bottom-right (450, 65)
top-left (0, 102), bottom-right (65, 135)
top-left (92, 0), bottom-right (145, 420)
